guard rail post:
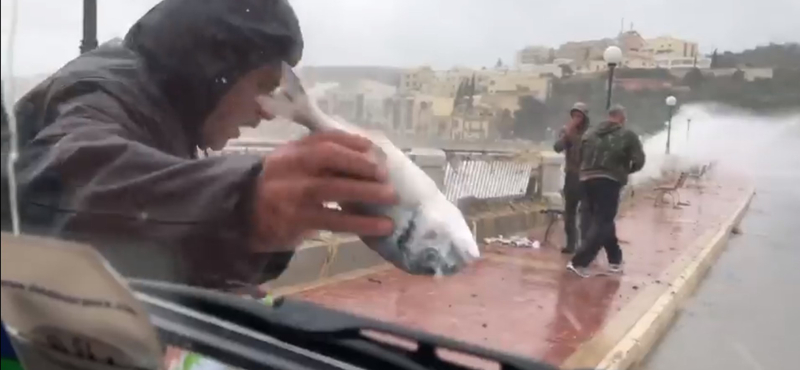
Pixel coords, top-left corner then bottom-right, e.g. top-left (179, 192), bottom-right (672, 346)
top-left (407, 148), bottom-right (447, 191)
top-left (539, 151), bottom-right (565, 207)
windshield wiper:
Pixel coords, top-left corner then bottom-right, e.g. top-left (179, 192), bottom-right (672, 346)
top-left (130, 280), bottom-right (571, 370)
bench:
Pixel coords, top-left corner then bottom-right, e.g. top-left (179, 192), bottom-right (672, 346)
top-left (688, 160), bottom-right (719, 188)
top-left (539, 208), bottom-right (564, 247)
top-left (654, 171), bottom-right (689, 208)
top-left (688, 164), bottom-right (708, 179)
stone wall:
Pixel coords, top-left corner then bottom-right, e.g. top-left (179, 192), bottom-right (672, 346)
top-left (264, 200), bottom-right (549, 292)
top-left (263, 151), bottom-right (562, 292)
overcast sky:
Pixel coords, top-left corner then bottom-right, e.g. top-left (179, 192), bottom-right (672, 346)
top-left (2, 0), bottom-right (799, 77)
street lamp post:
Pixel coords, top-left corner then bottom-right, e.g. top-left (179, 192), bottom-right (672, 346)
top-left (603, 46), bottom-right (623, 110)
top-left (686, 118), bottom-right (692, 141)
top-left (665, 96), bottom-right (677, 154)
top-left (80, 0), bottom-right (98, 54)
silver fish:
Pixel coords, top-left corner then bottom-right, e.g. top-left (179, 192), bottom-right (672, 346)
top-left (257, 63), bottom-right (480, 276)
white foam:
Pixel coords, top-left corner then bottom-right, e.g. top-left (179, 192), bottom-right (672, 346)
top-left (631, 103), bottom-right (800, 185)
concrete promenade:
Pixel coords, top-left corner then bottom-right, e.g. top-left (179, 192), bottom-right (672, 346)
top-left (282, 171), bottom-right (754, 369)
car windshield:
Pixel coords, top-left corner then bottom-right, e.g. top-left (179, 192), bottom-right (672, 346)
top-left (2, 1), bottom-right (799, 370)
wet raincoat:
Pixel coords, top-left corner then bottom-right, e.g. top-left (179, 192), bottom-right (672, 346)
top-left (12, 0), bottom-right (304, 289)
top-left (579, 120), bottom-right (646, 186)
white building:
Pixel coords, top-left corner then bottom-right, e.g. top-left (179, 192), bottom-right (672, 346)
top-left (643, 36), bottom-right (699, 59)
top-left (515, 46), bottom-right (554, 66)
top-left (315, 80), bottom-right (397, 128)
top-left (654, 55), bottom-right (712, 70)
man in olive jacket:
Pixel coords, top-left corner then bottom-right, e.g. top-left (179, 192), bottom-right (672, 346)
top-left (568, 104), bottom-right (645, 277)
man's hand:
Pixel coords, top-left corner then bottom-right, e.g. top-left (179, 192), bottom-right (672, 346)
top-left (250, 131), bottom-right (397, 252)
top-left (564, 115), bottom-right (582, 136)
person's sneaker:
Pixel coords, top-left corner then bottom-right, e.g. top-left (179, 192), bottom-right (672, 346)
top-left (566, 262), bottom-right (591, 278)
top-left (608, 263), bottom-right (624, 274)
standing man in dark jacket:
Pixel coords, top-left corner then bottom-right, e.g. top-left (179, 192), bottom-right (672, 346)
top-left (12, 0), bottom-right (397, 290)
top-left (553, 102), bottom-right (590, 253)
top-left (567, 104), bottom-right (645, 277)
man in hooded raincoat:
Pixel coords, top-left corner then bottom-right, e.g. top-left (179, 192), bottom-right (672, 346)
top-left (11, 0), bottom-right (397, 290)
top-left (553, 102), bottom-right (590, 254)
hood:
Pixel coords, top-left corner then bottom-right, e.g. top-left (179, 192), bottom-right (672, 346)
top-left (569, 102), bottom-right (589, 117)
top-left (595, 120), bottom-right (623, 135)
top-left (569, 102), bottom-right (590, 131)
top-left (124, 0), bottom-right (304, 137)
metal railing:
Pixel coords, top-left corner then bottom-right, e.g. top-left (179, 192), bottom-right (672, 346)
top-left (217, 143), bottom-right (543, 205)
top-left (443, 153), bottom-right (539, 203)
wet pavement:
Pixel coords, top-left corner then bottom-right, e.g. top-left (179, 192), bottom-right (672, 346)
top-left (291, 173), bottom-right (754, 366)
top-left (641, 168), bottom-right (799, 370)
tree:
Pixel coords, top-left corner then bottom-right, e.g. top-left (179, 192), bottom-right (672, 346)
top-left (453, 79), bottom-right (466, 110)
top-left (492, 108), bottom-right (515, 138)
top-left (711, 49), bottom-right (719, 69)
top-left (495, 58), bottom-right (503, 69)
top-left (682, 67), bottom-right (706, 88)
top-left (513, 96), bottom-right (548, 140)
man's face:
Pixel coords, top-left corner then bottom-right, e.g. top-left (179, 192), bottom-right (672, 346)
top-left (200, 65), bottom-right (282, 151)
top-left (611, 112), bottom-right (627, 125)
top-left (570, 111), bottom-right (585, 124)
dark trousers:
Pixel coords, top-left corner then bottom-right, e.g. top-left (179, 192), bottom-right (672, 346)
top-left (572, 178), bottom-right (623, 267)
top-left (562, 172), bottom-right (590, 251)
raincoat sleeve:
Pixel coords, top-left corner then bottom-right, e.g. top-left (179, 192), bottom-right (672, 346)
top-left (553, 128), bottom-right (570, 153)
top-left (16, 91), bottom-right (293, 288)
top-left (626, 131), bottom-right (646, 174)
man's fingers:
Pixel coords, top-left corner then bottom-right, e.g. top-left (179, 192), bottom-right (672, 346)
top-left (299, 131), bottom-right (374, 153)
top-left (303, 142), bottom-right (387, 181)
top-left (301, 178), bottom-right (397, 205)
top-left (301, 208), bottom-right (394, 236)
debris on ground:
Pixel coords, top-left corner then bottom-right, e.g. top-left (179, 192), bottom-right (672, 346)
top-left (484, 235), bottom-right (541, 249)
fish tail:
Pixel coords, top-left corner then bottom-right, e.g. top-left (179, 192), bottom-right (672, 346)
top-left (258, 62), bottom-right (326, 131)
top-left (280, 61), bottom-right (307, 98)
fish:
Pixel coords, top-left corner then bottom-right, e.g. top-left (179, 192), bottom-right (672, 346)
top-left (257, 62), bottom-right (480, 276)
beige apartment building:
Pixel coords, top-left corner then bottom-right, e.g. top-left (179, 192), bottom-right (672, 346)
top-left (644, 36), bottom-right (699, 59)
top-left (427, 67), bottom-right (490, 97)
top-left (485, 71), bottom-right (551, 101)
top-left (392, 64), bottom-right (556, 139)
top-left (533, 32), bottom-right (708, 74)
top-left (315, 80), bottom-right (397, 129)
top-left (399, 66), bottom-right (436, 93)
top-left (401, 66), bottom-right (552, 100)
top-left (516, 45), bottom-right (554, 66)
top-left (555, 38), bottom-right (616, 62)
top-left (449, 106), bottom-right (495, 141)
